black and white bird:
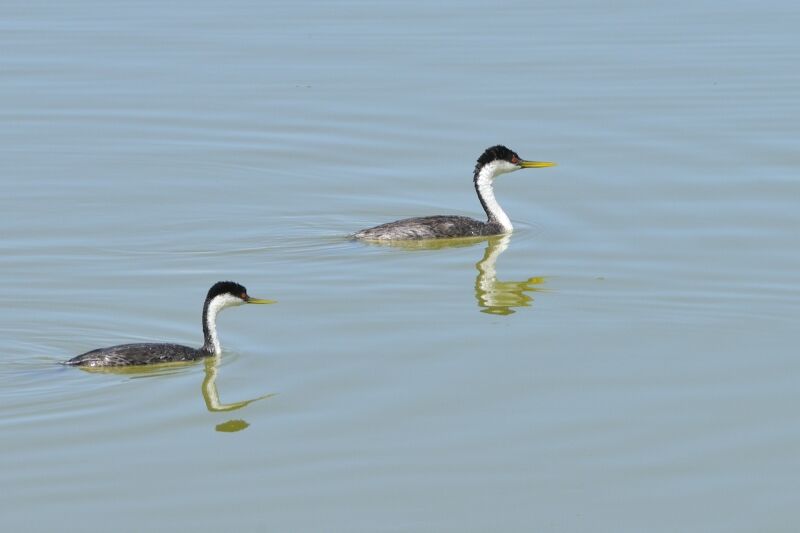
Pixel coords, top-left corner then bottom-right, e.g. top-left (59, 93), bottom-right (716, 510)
top-left (63, 281), bottom-right (275, 367)
top-left (352, 145), bottom-right (555, 240)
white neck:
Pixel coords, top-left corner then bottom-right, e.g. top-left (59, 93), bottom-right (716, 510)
top-left (203, 294), bottom-right (244, 355)
top-left (475, 160), bottom-right (517, 232)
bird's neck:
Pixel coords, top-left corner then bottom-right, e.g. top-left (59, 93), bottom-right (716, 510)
top-left (201, 299), bottom-right (222, 355)
top-left (474, 165), bottom-right (512, 232)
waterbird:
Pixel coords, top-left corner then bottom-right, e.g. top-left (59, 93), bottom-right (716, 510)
top-left (352, 145), bottom-right (555, 240)
top-left (63, 281), bottom-right (275, 367)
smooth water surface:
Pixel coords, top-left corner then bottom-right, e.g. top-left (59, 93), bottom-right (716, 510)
top-left (2, 1), bottom-right (799, 531)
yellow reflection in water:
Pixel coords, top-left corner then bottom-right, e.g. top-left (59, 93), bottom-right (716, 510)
top-left (201, 355), bottom-right (274, 413)
top-left (475, 235), bottom-right (547, 315)
top-left (75, 360), bottom-right (193, 377)
top-left (74, 355), bottom-right (272, 432)
top-left (215, 419), bottom-right (249, 432)
top-left (360, 235), bottom-right (491, 251)
top-left (357, 233), bottom-right (546, 315)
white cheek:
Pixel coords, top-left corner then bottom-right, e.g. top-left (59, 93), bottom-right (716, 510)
top-left (208, 293), bottom-right (245, 315)
top-left (489, 160), bottom-right (520, 176)
top-left (208, 294), bottom-right (244, 321)
top-left (476, 160), bottom-right (520, 187)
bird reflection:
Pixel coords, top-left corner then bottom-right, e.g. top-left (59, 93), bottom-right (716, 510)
top-left (356, 233), bottom-right (545, 314)
top-left (202, 355), bottom-right (273, 412)
top-left (202, 355), bottom-right (273, 432)
top-left (71, 355), bottom-right (271, 433)
top-left (474, 235), bottom-right (546, 315)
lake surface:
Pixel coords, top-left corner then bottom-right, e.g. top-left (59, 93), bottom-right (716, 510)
top-left (2, 1), bottom-right (798, 531)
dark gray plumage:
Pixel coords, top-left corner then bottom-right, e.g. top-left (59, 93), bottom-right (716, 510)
top-left (354, 215), bottom-right (505, 240)
top-left (65, 343), bottom-right (206, 367)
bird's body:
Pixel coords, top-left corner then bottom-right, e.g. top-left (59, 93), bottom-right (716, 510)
top-left (353, 145), bottom-right (555, 241)
top-left (68, 343), bottom-right (205, 367)
top-left (63, 281), bottom-right (275, 368)
top-left (355, 215), bottom-right (504, 241)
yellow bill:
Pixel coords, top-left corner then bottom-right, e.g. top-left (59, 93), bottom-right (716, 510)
top-left (245, 297), bottom-right (277, 304)
top-left (520, 160), bottom-right (556, 168)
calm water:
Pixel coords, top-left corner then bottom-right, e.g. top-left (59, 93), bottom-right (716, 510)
top-left (2, 1), bottom-right (799, 531)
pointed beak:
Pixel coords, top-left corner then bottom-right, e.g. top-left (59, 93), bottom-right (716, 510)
top-left (245, 296), bottom-right (277, 305)
top-left (519, 160), bottom-right (556, 168)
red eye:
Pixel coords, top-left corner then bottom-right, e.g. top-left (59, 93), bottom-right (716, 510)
top-left (511, 156), bottom-right (519, 164)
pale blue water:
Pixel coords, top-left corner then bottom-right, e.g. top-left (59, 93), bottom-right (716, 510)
top-left (2, 1), bottom-right (799, 531)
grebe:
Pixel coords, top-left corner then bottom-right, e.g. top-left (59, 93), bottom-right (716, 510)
top-left (353, 145), bottom-right (555, 240)
top-left (63, 281), bottom-right (275, 367)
